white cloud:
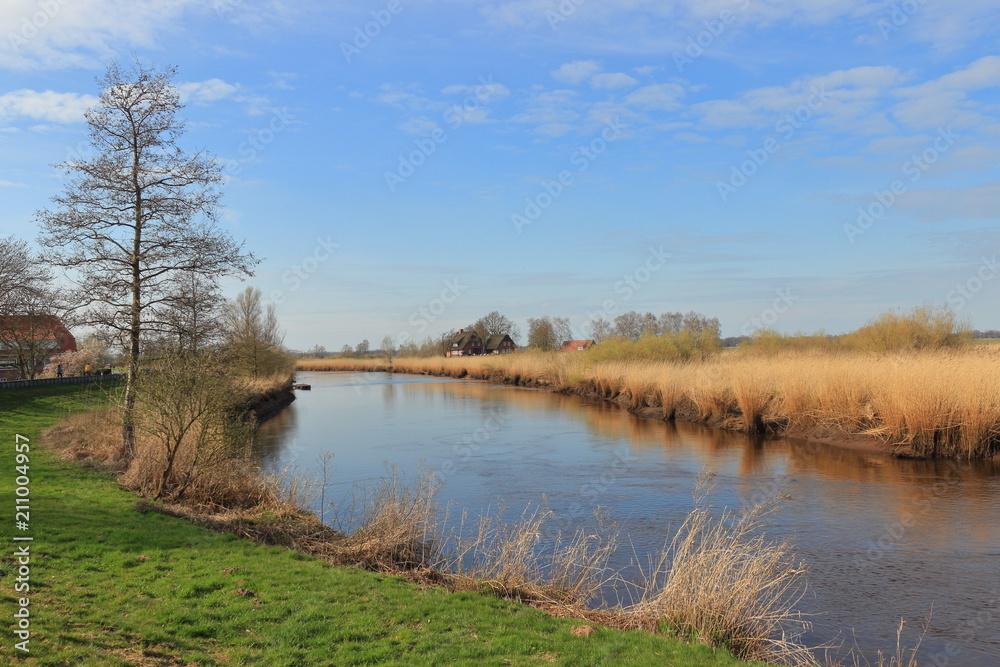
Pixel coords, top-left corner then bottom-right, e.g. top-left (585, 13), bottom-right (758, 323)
top-left (442, 81), bottom-right (511, 104)
top-left (0, 89), bottom-right (98, 123)
top-left (893, 56), bottom-right (1000, 129)
top-left (0, 0), bottom-right (203, 70)
top-left (399, 116), bottom-right (443, 136)
top-left (591, 73), bottom-right (638, 90)
top-left (0, 180), bottom-right (27, 187)
top-left (625, 83), bottom-right (685, 111)
top-left (551, 60), bottom-right (602, 85)
top-left (177, 79), bottom-right (241, 104)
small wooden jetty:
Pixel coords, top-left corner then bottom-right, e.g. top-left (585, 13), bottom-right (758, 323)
top-left (292, 383), bottom-right (311, 390)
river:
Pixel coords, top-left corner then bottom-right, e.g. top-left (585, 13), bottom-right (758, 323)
top-left (258, 371), bottom-right (1000, 665)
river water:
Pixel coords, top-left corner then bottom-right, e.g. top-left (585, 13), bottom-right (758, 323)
top-left (258, 371), bottom-right (1000, 665)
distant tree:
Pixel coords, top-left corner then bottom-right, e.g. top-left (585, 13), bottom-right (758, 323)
top-left (222, 287), bottom-right (288, 378)
top-left (471, 311), bottom-right (522, 344)
top-left (613, 311), bottom-right (645, 340)
top-left (590, 317), bottom-right (613, 343)
top-left (437, 329), bottom-right (457, 356)
top-left (36, 59), bottom-right (256, 460)
top-left (0, 236), bottom-right (51, 316)
top-left (398, 339), bottom-right (419, 357)
top-left (659, 312), bottom-right (685, 335)
top-left (0, 242), bottom-right (65, 379)
top-left (381, 335), bottom-right (396, 364)
top-left (340, 344), bottom-right (354, 357)
top-left (356, 339), bottom-right (370, 356)
top-left (306, 344), bottom-right (328, 358)
top-left (527, 316), bottom-right (571, 351)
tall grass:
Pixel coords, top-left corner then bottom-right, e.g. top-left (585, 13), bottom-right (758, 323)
top-left (301, 468), bottom-right (814, 665)
top-left (299, 348), bottom-right (1000, 459)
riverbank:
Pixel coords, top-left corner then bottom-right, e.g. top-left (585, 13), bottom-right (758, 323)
top-left (297, 350), bottom-right (1000, 460)
top-left (0, 383), bottom-right (768, 666)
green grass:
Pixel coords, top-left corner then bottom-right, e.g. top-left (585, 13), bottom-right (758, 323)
top-left (1, 383), bottom-right (764, 666)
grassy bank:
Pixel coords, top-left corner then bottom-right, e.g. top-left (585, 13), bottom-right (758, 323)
top-left (0, 383), bottom-right (765, 666)
top-left (298, 349), bottom-right (1000, 459)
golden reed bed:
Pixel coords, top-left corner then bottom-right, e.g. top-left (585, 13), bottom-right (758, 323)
top-left (298, 350), bottom-right (1000, 459)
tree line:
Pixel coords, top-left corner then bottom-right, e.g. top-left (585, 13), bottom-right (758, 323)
top-left (302, 309), bottom-right (722, 358)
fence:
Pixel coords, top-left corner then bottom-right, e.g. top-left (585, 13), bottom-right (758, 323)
top-left (0, 373), bottom-right (126, 390)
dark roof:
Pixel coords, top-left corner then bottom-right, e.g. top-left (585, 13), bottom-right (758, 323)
top-left (450, 331), bottom-right (482, 349)
top-left (559, 339), bottom-right (595, 352)
top-left (484, 334), bottom-right (514, 351)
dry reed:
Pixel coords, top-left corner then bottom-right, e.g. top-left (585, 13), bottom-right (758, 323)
top-left (299, 348), bottom-right (1000, 458)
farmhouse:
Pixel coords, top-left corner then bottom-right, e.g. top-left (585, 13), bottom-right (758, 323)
top-left (445, 330), bottom-right (518, 356)
top-left (445, 329), bottom-right (483, 357)
top-left (559, 339), bottom-right (595, 352)
top-left (484, 334), bottom-right (516, 355)
top-left (0, 315), bottom-right (77, 380)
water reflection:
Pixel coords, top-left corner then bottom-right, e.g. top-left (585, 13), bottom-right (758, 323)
top-left (259, 372), bottom-right (1000, 666)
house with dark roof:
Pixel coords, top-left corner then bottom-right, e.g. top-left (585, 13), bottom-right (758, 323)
top-left (0, 315), bottom-right (77, 380)
top-left (445, 329), bottom-right (483, 357)
top-left (559, 339), bottom-right (595, 352)
top-left (484, 334), bottom-right (516, 355)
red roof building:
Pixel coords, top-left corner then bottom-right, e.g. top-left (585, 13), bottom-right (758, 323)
top-left (0, 315), bottom-right (77, 380)
top-left (559, 339), bottom-right (595, 352)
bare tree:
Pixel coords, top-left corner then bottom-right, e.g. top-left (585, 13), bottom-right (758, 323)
top-left (36, 59), bottom-right (256, 460)
top-left (527, 316), bottom-right (571, 351)
top-left (306, 344), bottom-right (328, 358)
top-left (356, 339), bottom-right (370, 356)
top-left (223, 287), bottom-right (287, 378)
top-left (0, 290), bottom-right (67, 380)
top-left (381, 335), bottom-right (396, 364)
top-left (159, 272), bottom-right (225, 355)
top-left (590, 317), bottom-right (613, 343)
top-left (0, 239), bottom-right (65, 379)
top-left (613, 311), bottom-right (645, 340)
top-left (0, 236), bottom-right (51, 315)
top-left (471, 311), bottom-right (521, 344)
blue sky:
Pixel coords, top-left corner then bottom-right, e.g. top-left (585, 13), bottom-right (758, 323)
top-left (1, 0), bottom-right (999, 350)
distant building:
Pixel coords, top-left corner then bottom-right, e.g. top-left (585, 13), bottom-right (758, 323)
top-left (0, 315), bottom-right (77, 380)
top-left (446, 329), bottom-right (483, 357)
top-left (559, 339), bottom-right (595, 352)
top-left (484, 334), bottom-right (517, 355)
